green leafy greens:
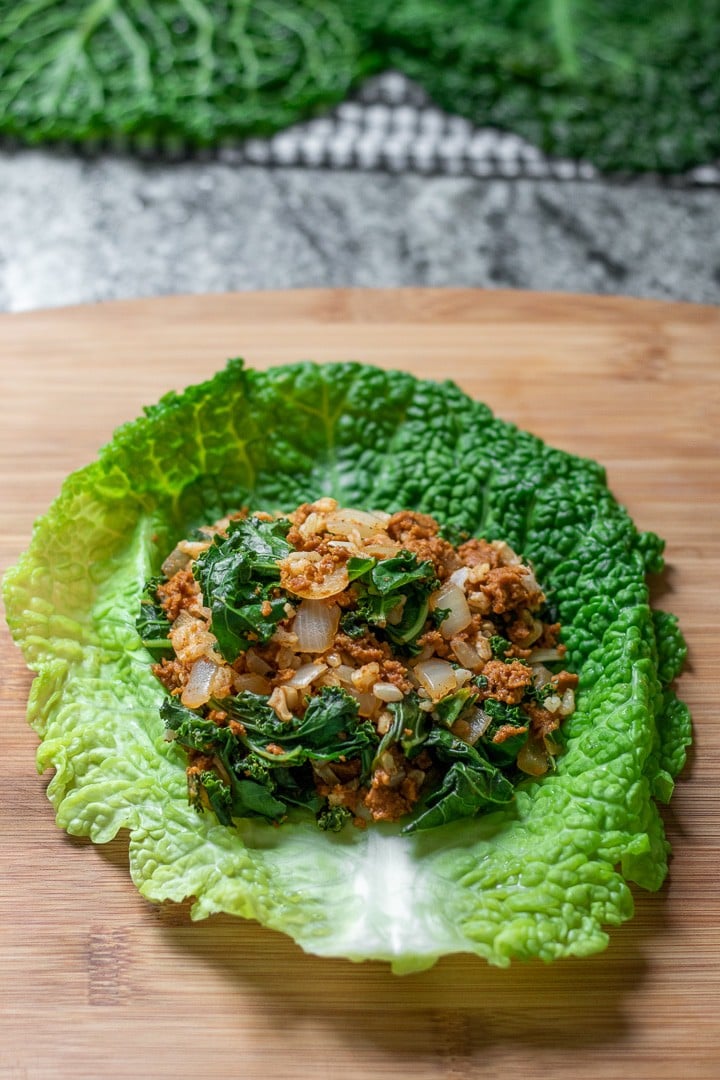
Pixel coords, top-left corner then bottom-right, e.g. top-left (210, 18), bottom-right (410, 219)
top-left (3, 359), bottom-right (690, 972)
top-left (0, 1), bottom-right (718, 172)
top-left (340, 549), bottom-right (437, 651)
top-left (192, 515), bottom-right (294, 661)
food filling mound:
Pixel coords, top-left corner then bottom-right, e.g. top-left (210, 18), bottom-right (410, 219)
top-left (139, 499), bottom-right (579, 834)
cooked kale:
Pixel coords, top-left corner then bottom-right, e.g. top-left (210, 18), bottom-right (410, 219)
top-left (192, 516), bottom-right (293, 661)
top-left (340, 549), bottom-right (437, 650)
top-left (136, 577), bottom-right (173, 657)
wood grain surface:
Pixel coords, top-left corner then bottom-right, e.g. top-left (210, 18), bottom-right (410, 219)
top-left (1, 288), bottom-right (718, 1080)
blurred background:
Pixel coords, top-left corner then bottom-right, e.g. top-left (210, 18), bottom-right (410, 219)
top-left (1, 1), bottom-right (718, 311)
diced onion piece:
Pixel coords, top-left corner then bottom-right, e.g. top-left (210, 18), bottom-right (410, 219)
top-left (334, 664), bottom-right (356, 687)
top-left (449, 566), bottom-right (470, 590)
top-left (286, 662), bottom-right (327, 689)
top-left (450, 637), bottom-right (485, 673)
top-left (210, 664), bottom-right (234, 698)
top-left (362, 541), bottom-right (402, 558)
top-left (293, 600), bottom-right (340, 653)
top-left (351, 662), bottom-right (380, 692)
top-left (170, 610), bottom-right (218, 664)
top-left (531, 663), bottom-right (553, 688)
top-left (517, 738), bottom-right (549, 777)
top-left (544, 694), bottom-right (562, 714)
top-left (177, 538), bottom-right (212, 560)
top-left (385, 598), bottom-right (406, 625)
top-left (414, 658), bottom-right (457, 700)
top-left (280, 550), bottom-right (349, 600)
top-left (431, 582), bottom-right (472, 638)
top-left (372, 682), bottom-right (404, 703)
top-left (493, 540), bottom-right (522, 566)
top-left (181, 657), bottom-right (217, 708)
top-left (559, 688), bottom-right (576, 717)
top-left (529, 647), bottom-right (564, 663)
top-left (456, 707), bottom-right (492, 745)
top-left (326, 508), bottom-right (386, 539)
top-left (271, 625), bottom-right (299, 648)
top-left (525, 617), bottom-right (544, 647)
top-left (298, 511), bottom-right (327, 538)
top-left (346, 688), bottom-right (378, 717)
top-left (376, 710), bottom-right (393, 734)
top-left (233, 672), bottom-right (271, 695)
top-left (313, 762), bottom-right (340, 786)
top-left (268, 687), bottom-right (293, 721)
top-left (475, 635), bottom-right (493, 662)
top-left (161, 545), bottom-right (191, 578)
top-left (246, 649), bottom-right (272, 676)
top-left (453, 668), bottom-right (472, 687)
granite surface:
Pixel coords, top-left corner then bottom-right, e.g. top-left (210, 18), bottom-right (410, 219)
top-left (1, 148), bottom-right (719, 312)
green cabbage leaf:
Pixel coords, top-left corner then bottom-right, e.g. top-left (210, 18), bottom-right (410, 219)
top-left (3, 360), bottom-right (690, 972)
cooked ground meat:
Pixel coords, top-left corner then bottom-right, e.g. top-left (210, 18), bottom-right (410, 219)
top-left (481, 659), bottom-right (534, 705)
top-left (457, 538), bottom-right (502, 569)
top-left (385, 510), bottom-right (440, 543)
top-left (381, 659), bottom-right (413, 693)
top-left (552, 670), bottom-right (579, 692)
top-left (401, 535), bottom-right (461, 579)
top-left (157, 568), bottom-right (203, 621)
top-left (480, 565), bottom-right (542, 615)
top-left (334, 632), bottom-right (390, 665)
top-left (522, 700), bottom-right (561, 739)
top-left (152, 657), bottom-right (187, 693)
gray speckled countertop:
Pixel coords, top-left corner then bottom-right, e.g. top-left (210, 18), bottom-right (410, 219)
top-left (1, 148), bottom-right (719, 311)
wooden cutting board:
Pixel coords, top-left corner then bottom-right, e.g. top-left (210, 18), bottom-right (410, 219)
top-left (1, 289), bottom-right (718, 1080)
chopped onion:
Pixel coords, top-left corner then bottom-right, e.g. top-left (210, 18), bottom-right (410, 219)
top-left (233, 672), bottom-right (271, 695)
top-left (544, 694), bottom-right (562, 714)
top-left (334, 664), bottom-right (356, 687)
top-left (453, 668), bottom-right (472, 687)
top-left (517, 738), bottom-right (549, 777)
top-left (298, 511), bottom-right (327, 538)
top-left (529, 647), bottom-right (563, 663)
top-left (475, 635), bottom-right (493, 662)
top-left (456, 707), bottom-right (492, 745)
top-left (177, 538), bottom-right (212, 559)
top-left (362, 541), bottom-right (402, 558)
top-left (559, 688), bottom-right (576, 717)
top-left (531, 663), bottom-right (553, 688)
top-left (450, 637), bottom-right (484, 673)
top-left (372, 682), bottom-right (404, 703)
top-left (181, 657), bottom-right (217, 708)
top-left (431, 581), bottom-right (472, 638)
top-left (351, 662), bottom-right (380, 693)
top-left (170, 610), bottom-right (217, 663)
top-left (414, 658), bottom-right (457, 700)
top-left (313, 762), bottom-right (340, 785)
top-left (346, 688), bottom-right (378, 717)
top-left (449, 566), bottom-right (470, 589)
top-left (280, 551), bottom-right (349, 600)
top-left (161, 545), bottom-right (191, 578)
top-left (293, 600), bottom-right (340, 653)
top-left (246, 649), bottom-right (272, 675)
top-left (286, 662), bottom-right (327, 689)
top-left (376, 710), bottom-right (393, 734)
top-left (326, 508), bottom-right (386, 539)
top-left (210, 664), bottom-right (234, 698)
top-left (493, 540), bottom-right (522, 566)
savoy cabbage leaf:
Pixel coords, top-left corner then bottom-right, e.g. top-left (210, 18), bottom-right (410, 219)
top-left (3, 359), bottom-right (690, 971)
top-left (0, 1), bottom-right (718, 171)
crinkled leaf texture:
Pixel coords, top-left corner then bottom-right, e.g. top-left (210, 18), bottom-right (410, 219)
top-left (4, 360), bottom-right (690, 972)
